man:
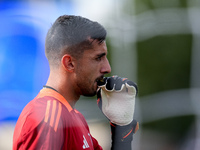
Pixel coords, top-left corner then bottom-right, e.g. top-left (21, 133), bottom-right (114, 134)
top-left (13, 15), bottom-right (138, 150)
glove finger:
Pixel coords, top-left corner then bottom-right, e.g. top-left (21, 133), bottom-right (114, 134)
top-left (97, 89), bottom-right (102, 110)
top-left (114, 77), bottom-right (127, 91)
top-left (97, 89), bottom-right (110, 121)
top-left (97, 89), bottom-right (109, 112)
top-left (125, 81), bottom-right (138, 95)
top-left (105, 77), bottom-right (115, 91)
top-left (97, 88), bottom-right (101, 99)
top-left (97, 89), bottom-right (109, 110)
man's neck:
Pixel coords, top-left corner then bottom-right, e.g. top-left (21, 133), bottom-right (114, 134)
top-left (45, 81), bottom-right (80, 109)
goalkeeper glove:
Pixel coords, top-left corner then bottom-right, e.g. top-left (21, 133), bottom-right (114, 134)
top-left (97, 76), bottom-right (139, 150)
top-left (97, 76), bottom-right (138, 126)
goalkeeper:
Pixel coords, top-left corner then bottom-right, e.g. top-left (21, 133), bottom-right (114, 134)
top-left (13, 15), bottom-right (139, 150)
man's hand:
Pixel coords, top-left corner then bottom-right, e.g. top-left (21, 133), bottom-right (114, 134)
top-left (97, 76), bottom-right (138, 126)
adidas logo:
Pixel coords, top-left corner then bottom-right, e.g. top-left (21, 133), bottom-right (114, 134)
top-left (83, 135), bottom-right (90, 149)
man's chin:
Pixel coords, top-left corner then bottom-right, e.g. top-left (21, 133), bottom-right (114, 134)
top-left (81, 83), bottom-right (98, 97)
top-left (81, 88), bottom-right (97, 97)
top-left (82, 92), bottom-right (97, 97)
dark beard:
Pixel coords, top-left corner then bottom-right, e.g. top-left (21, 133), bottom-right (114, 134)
top-left (76, 78), bottom-right (97, 97)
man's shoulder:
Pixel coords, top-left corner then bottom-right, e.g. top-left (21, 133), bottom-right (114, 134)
top-left (15, 95), bottom-right (67, 137)
top-left (13, 94), bottom-right (66, 149)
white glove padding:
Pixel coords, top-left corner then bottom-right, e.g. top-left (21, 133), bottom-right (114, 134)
top-left (97, 76), bottom-right (138, 126)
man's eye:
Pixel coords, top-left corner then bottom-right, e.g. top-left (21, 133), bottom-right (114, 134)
top-left (96, 57), bottom-right (102, 61)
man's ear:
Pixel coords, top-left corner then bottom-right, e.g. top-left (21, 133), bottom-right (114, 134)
top-left (61, 54), bottom-right (75, 72)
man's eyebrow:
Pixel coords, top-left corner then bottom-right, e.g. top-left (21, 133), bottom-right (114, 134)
top-left (97, 52), bottom-right (106, 57)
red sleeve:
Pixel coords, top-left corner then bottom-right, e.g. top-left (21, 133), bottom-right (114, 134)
top-left (91, 136), bottom-right (103, 150)
top-left (13, 98), bottom-right (65, 150)
top-left (76, 111), bottom-right (103, 150)
top-left (18, 121), bottom-right (64, 150)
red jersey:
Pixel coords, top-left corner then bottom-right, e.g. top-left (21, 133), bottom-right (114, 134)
top-left (13, 88), bottom-right (103, 150)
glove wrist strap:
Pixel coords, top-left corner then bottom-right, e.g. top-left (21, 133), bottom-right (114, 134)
top-left (110, 120), bottom-right (139, 150)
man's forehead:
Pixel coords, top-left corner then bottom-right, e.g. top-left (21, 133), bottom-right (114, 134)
top-left (83, 40), bottom-right (107, 55)
top-left (91, 40), bottom-right (107, 52)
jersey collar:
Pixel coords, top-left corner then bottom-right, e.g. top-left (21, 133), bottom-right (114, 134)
top-left (38, 88), bottom-right (73, 112)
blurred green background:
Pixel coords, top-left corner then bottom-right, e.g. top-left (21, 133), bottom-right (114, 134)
top-left (104, 0), bottom-right (200, 149)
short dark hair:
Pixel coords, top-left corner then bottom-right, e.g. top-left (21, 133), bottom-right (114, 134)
top-left (45, 15), bottom-right (107, 66)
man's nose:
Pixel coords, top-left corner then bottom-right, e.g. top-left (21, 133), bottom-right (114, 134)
top-left (101, 58), bottom-right (111, 74)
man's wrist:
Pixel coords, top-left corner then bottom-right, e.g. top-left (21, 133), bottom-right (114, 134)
top-left (110, 120), bottom-right (139, 150)
top-left (110, 119), bottom-right (139, 142)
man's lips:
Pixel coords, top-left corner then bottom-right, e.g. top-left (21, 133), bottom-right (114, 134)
top-left (96, 76), bottom-right (107, 86)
